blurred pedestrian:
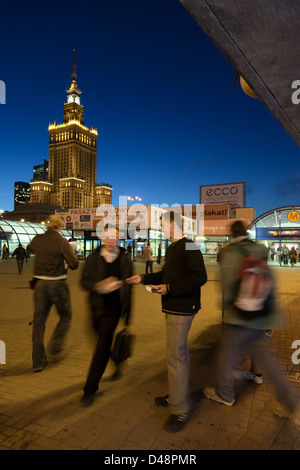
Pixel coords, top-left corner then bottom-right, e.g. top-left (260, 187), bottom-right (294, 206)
top-left (27, 215), bottom-right (79, 372)
top-left (126, 242), bottom-right (132, 261)
top-left (270, 244), bottom-right (276, 262)
top-left (144, 242), bottom-right (153, 273)
top-left (80, 228), bottom-right (133, 407)
top-left (127, 211), bottom-right (207, 432)
top-left (12, 243), bottom-right (28, 274)
top-left (2, 244), bottom-right (8, 259)
top-left (203, 220), bottom-right (300, 418)
top-left (157, 243), bottom-right (162, 264)
top-left (290, 247), bottom-right (297, 267)
top-left (282, 244), bottom-right (289, 265)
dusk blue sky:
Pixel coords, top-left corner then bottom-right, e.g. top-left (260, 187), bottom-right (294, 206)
top-left (0, 0), bottom-right (299, 217)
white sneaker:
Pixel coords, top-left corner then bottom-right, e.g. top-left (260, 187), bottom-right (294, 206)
top-left (203, 387), bottom-right (235, 406)
top-left (233, 370), bottom-right (263, 384)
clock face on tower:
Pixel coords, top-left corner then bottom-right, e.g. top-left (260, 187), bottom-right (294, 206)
top-left (67, 95), bottom-right (75, 103)
top-left (75, 96), bottom-right (80, 104)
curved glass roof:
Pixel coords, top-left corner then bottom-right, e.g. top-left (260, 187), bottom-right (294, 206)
top-left (248, 206), bottom-right (300, 241)
top-left (0, 219), bottom-right (72, 254)
top-left (249, 206), bottom-right (300, 229)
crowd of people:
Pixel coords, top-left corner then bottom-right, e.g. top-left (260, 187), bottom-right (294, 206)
top-left (2, 213), bottom-right (300, 434)
top-left (269, 244), bottom-right (299, 266)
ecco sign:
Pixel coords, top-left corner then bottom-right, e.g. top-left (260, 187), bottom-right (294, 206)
top-left (200, 182), bottom-right (245, 208)
top-left (206, 186), bottom-right (239, 197)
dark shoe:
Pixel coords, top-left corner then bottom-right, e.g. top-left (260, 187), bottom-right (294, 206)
top-left (164, 411), bottom-right (193, 433)
top-left (80, 393), bottom-right (95, 407)
top-left (155, 395), bottom-right (171, 407)
top-left (110, 367), bottom-right (122, 381)
top-left (33, 361), bottom-right (48, 373)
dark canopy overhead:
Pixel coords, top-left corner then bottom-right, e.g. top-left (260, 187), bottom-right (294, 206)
top-left (180, 0), bottom-right (300, 146)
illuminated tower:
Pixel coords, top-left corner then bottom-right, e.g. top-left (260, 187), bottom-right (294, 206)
top-left (30, 52), bottom-right (112, 209)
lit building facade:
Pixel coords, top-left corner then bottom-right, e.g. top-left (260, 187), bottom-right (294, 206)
top-left (33, 159), bottom-right (48, 181)
top-left (14, 182), bottom-right (30, 208)
top-left (30, 53), bottom-right (112, 209)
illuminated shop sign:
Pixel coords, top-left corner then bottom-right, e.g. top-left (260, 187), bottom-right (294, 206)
top-left (256, 228), bottom-right (300, 239)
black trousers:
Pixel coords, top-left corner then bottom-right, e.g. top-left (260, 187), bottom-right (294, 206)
top-left (84, 307), bottom-right (121, 395)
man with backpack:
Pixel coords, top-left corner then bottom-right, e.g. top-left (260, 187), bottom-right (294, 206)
top-left (203, 221), bottom-right (300, 417)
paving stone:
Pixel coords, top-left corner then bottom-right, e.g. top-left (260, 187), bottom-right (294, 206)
top-left (1, 259), bottom-right (300, 450)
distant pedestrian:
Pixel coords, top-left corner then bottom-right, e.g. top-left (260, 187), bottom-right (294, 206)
top-left (27, 215), bottom-right (79, 372)
top-left (290, 247), bottom-right (297, 267)
top-left (282, 244), bottom-right (289, 265)
top-left (203, 220), bottom-right (300, 418)
top-left (144, 242), bottom-right (153, 274)
top-left (270, 244), bottom-right (276, 262)
top-left (12, 243), bottom-right (28, 274)
top-left (126, 243), bottom-right (132, 261)
top-left (2, 244), bottom-right (9, 259)
top-left (157, 244), bottom-right (162, 264)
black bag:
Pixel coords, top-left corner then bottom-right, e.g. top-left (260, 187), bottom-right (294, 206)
top-left (29, 278), bottom-right (39, 290)
top-left (111, 328), bottom-right (134, 365)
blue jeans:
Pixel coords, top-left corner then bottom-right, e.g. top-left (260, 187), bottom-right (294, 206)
top-left (145, 261), bottom-right (153, 274)
top-left (32, 280), bottom-right (72, 369)
top-left (216, 324), bottom-right (299, 413)
top-left (17, 258), bottom-right (24, 273)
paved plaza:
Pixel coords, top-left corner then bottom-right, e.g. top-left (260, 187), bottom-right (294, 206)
top-left (0, 256), bottom-right (300, 451)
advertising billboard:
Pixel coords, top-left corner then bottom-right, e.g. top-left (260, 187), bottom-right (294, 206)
top-left (200, 182), bottom-right (246, 218)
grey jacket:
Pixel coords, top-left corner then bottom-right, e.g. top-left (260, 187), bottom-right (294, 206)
top-left (220, 237), bottom-right (283, 330)
top-left (27, 229), bottom-right (79, 277)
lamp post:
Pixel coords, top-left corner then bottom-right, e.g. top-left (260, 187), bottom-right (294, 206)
top-left (127, 196), bottom-right (142, 203)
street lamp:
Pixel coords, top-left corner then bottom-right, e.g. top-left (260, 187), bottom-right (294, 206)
top-left (127, 196), bottom-right (142, 202)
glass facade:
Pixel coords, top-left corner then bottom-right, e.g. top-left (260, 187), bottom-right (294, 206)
top-left (0, 220), bottom-right (72, 258)
top-left (248, 206), bottom-right (300, 265)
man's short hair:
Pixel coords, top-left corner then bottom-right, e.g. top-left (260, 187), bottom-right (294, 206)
top-left (230, 220), bottom-right (248, 238)
top-left (48, 215), bottom-right (63, 230)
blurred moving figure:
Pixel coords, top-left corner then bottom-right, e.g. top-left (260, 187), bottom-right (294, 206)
top-left (80, 228), bottom-right (133, 407)
top-left (290, 247), bottom-right (297, 267)
top-left (27, 215), bottom-right (79, 372)
top-left (2, 244), bottom-right (9, 259)
top-left (144, 242), bottom-right (153, 274)
top-left (12, 243), bottom-right (28, 274)
top-left (203, 221), bottom-right (300, 417)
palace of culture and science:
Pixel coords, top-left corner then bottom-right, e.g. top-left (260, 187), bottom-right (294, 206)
top-left (10, 53), bottom-right (112, 222)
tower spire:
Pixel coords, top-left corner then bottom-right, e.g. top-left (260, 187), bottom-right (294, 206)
top-left (71, 49), bottom-right (77, 89)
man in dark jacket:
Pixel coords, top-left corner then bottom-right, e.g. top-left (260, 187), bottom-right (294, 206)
top-left (12, 243), bottom-right (28, 274)
top-left (27, 215), bottom-right (79, 372)
top-left (80, 228), bottom-right (133, 407)
top-left (127, 211), bottom-right (207, 432)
